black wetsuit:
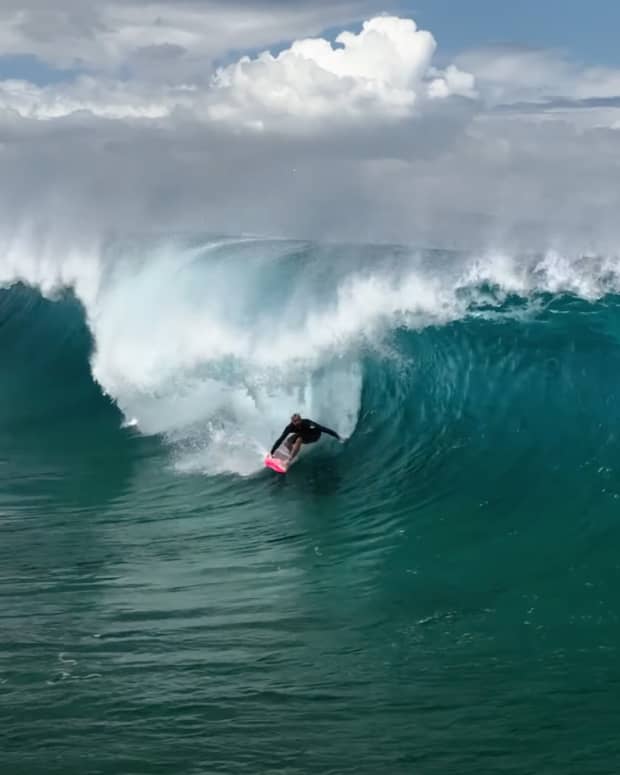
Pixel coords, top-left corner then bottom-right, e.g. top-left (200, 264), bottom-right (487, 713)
top-left (270, 419), bottom-right (339, 455)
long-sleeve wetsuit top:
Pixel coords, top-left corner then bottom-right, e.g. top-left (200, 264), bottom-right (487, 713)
top-left (270, 419), bottom-right (339, 455)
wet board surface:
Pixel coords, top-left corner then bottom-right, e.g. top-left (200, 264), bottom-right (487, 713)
top-left (264, 438), bottom-right (297, 474)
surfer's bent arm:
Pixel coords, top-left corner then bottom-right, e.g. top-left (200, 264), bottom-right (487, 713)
top-left (312, 422), bottom-right (340, 440)
top-left (271, 424), bottom-right (293, 455)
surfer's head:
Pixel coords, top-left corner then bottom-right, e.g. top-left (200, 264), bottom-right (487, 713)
top-left (291, 413), bottom-right (302, 427)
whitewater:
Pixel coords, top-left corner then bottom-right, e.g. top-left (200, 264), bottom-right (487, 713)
top-left (3, 234), bottom-right (620, 774)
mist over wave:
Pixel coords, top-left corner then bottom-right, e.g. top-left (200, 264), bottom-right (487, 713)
top-left (2, 232), bottom-right (620, 475)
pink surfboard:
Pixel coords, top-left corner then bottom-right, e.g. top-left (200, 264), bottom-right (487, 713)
top-left (264, 454), bottom-right (288, 474)
top-left (264, 441), bottom-right (297, 474)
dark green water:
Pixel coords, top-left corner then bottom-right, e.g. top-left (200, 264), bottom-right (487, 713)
top-left (2, 243), bottom-right (620, 774)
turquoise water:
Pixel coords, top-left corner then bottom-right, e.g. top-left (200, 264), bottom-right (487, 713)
top-left (2, 240), bottom-right (620, 773)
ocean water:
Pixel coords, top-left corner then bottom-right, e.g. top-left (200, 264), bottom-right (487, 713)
top-left (2, 237), bottom-right (620, 774)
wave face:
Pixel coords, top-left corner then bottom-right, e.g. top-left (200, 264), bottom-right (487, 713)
top-left (4, 237), bottom-right (620, 474)
top-left (4, 237), bottom-right (620, 774)
top-left (3, 239), bottom-right (620, 474)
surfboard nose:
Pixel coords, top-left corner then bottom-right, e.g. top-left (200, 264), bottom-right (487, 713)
top-left (265, 454), bottom-right (288, 474)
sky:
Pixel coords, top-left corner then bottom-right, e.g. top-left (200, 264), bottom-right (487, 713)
top-left (409, 1), bottom-right (620, 67)
top-left (1, 1), bottom-right (620, 253)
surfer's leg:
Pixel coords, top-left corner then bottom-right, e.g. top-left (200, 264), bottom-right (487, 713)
top-left (285, 433), bottom-right (299, 452)
top-left (290, 436), bottom-right (303, 461)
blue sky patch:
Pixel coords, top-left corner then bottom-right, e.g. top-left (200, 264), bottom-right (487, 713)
top-left (0, 54), bottom-right (81, 85)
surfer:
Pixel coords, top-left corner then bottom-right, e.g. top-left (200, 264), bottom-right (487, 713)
top-left (270, 413), bottom-right (341, 463)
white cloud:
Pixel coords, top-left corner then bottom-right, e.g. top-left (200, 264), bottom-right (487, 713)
top-left (0, 15), bottom-right (476, 129)
top-left (0, 76), bottom-right (173, 119)
top-left (457, 46), bottom-right (620, 108)
top-left (427, 64), bottom-right (477, 100)
top-left (208, 16), bottom-right (476, 128)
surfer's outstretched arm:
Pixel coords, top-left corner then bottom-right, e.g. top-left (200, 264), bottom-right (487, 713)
top-left (271, 424), bottom-right (292, 455)
top-left (313, 422), bottom-right (341, 440)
